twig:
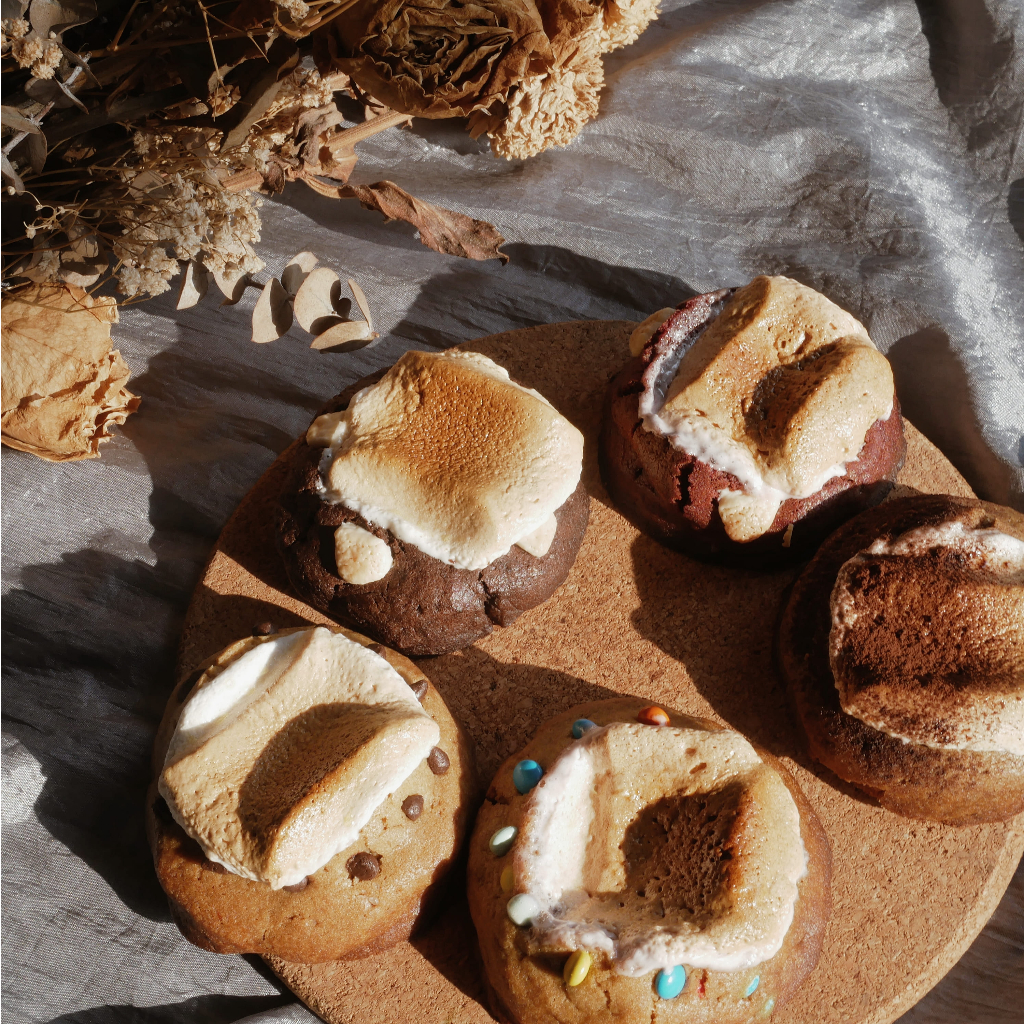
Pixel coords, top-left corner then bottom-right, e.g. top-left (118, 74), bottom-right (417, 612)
top-left (110, 0), bottom-right (144, 51)
top-left (326, 110), bottom-right (412, 154)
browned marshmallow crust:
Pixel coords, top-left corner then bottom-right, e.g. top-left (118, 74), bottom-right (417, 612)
top-left (147, 627), bottom-right (477, 962)
top-left (599, 291), bottom-right (906, 567)
top-left (275, 369), bottom-right (590, 656)
top-left (777, 495), bottom-right (1024, 825)
top-left (468, 698), bottom-right (831, 1024)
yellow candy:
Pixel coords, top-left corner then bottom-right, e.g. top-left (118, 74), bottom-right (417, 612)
top-left (500, 865), bottom-right (515, 892)
top-left (563, 949), bottom-right (592, 987)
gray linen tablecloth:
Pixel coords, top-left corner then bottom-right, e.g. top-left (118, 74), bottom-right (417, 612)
top-left (3, 1), bottom-right (1023, 1021)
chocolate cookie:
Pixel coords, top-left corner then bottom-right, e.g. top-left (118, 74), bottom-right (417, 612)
top-left (147, 626), bottom-right (477, 963)
top-left (599, 283), bottom-right (907, 567)
top-left (275, 363), bottom-right (590, 657)
top-left (777, 495), bottom-right (1024, 825)
top-left (468, 698), bottom-right (831, 1024)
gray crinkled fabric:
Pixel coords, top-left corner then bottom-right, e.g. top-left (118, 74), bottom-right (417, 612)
top-left (3, 2), bottom-right (1022, 1021)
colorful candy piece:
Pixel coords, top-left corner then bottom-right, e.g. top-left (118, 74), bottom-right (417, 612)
top-left (637, 706), bottom-right (670, 726)
top-left (744, 975), bottom-right (760, 998)
top-left (759, 996), bottom-right (776, 1018)
top-left (571, 718), bottom-right (598, 739)
top-left (513, 759), bottom-right (543, 794)
top-left (655, 965), bottom-right (686, 999)
top-left (500, 865), bottom-right (515, 892)
top-left (563, 949), bottom-right (592, 987)
top-left (489, 825), bottom-right (518, 856)
top-left (507, 893), bottom-right (540, 927)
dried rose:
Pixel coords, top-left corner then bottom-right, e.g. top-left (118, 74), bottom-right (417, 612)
top-left (331, 0), bottom-right (553, 118)
top-left (1, 284), bottom-right (139, 462)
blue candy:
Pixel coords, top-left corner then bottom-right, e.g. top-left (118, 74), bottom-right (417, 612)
top-left (655, 965), bottom-right (686, 1000)
top-left (513, 759), bottom-right (543, 794)
top-left (744, 975), bottom-right (760, 998)
top-left (571, 718), bottom-right (598, 739)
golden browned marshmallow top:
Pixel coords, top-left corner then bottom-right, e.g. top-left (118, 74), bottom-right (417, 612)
top-left (830, 521), bottom-right (1024, 755)
top-left (308, 351), bottom-right (583, 570)
top-left (514, 722), bottom-right (807, 975)
top-left (160, 627), bottom-right (439, 888)
top-left (643, 276), bottom-right (895, 541)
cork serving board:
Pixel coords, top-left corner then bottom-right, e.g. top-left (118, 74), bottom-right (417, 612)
top-left (177, 321), bottom-right (1024, 1024)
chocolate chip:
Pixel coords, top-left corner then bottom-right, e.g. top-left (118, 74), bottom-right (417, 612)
top-left (253, 621), bottom-right (276, 636)
top-left (410, 679), bottom-right (428, 702)
top-left (204, 859), bottom-right (228, 874)
top-left (283, 877), bottom-right (310, 892)
top-left (402, 794), bottom-right (424, 820)
top-left (427, 746), bottom-right (450, 775)
top-left (368, 643), bottom-right (386, 656)
top-left (347, 851), bottom-right (381, 881)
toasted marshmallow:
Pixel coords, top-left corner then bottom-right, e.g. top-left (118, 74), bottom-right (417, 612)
top-left (514, 722), bottom-right (807, 975)
top-left (639, 276), bottom-right (895, 541)
top-left (307, 351), bottom-right (584, 571)
top-left (831, 521), bottom-right (1024, 754)
top-left (160, 627), bottom-right (439, 889)
top-left (334, 522), bottom-right (393, 584)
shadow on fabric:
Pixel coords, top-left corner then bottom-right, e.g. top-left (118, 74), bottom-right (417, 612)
top-left (888, 326), bottom-right (1017, 506)
top-left (46, 992), bottom-right (293, 1024)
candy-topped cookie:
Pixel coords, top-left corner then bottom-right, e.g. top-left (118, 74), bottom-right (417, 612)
top-left (467, 698), bottom-right (831, 1024)
top-left (147, 625), bottom-right (475, 962)
top-left (276, 350), bottom-right (590, 655)
top-left (600, 276), bottom-right (906, 565)
top-left (778, 494), bottom-right (1024, 824)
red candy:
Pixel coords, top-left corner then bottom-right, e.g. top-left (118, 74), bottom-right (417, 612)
top-left (637, 705), bottom-right (670, 726)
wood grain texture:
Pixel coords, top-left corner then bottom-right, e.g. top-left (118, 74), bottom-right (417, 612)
top-left (176, 321), bottom-right (1023, 1024)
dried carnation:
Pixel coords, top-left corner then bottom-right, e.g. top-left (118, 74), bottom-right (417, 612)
top-left (600, 0), bottom-right (660, 52)
top-left (484, 51), bottom-right (603, 159)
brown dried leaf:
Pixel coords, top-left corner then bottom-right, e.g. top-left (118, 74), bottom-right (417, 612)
top-left (310, 320), bottom-right (375, 352)
top-left (177, 260), bottom-right (208, 310)
top-left (282, 251), bottom-right (318, 297)
top-left (1, 106), bottom-right (41, 134)
top-left (339, 180), bottom-right (509, 263)
top-left (28, 0), bottom-right (96, 39)
top-left (294, 266), bottom-right (341, 332)
top-left (1, 283), bottom-right (139, 462)
top-left (251, 278), bottom-right (293, 343)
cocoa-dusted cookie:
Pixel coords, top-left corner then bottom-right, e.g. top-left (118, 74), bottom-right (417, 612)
top-left (468, 698), bottom-right (831, 1024)
top-left (276, 351), bottom-right (590, 656)
top-left (599, 277), bottom-right (906, 566)
top-left (778, 494), bottom-right (1024, 825)
top-left (148, 625), bottom-right (477, 963)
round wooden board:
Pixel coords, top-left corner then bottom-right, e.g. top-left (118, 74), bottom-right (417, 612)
top-left (177, 321), bottom-right (1023, 1024)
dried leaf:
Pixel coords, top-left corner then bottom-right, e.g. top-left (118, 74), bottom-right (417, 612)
top-left (213, 265), bottom-right (249, 305)
top-left (28, 0), bottom-right (97, 39)
top-left (310, 320), bottom-right (375, 352)
top-left (341, 180), bottom-right (509, 263)
top-left (1, 283), bottom-right (139, 462)
top-left (57, 250), bottom-right (107, 287)
top-left (1, 106), bottom-right (42, 134)
top-left (177, 260), bottom-right (209, 310)
top-left (251, 278), bottom-right (293, 343)
top-left (24, 130), bottom-right (47, 174)
top-left (2, 152), bottom-right (26, 193)
top-left (347, 278), bottom-right (373, 331)
top-left (282, 251), bottom-right (318, 297)
top-left (294, 266), bottom-right (341, 332)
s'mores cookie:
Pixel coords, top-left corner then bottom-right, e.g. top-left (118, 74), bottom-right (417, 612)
top-left (600, 277), bottom-right (906, 565)
top-left (468, 698), bottom-right (831, 1024)
top-left (148, 625), bottom-right (475, 962)
top-left (276, 350), bottom-right (589, 655)
top-left (778, 494), bottom-right (1024, 824)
